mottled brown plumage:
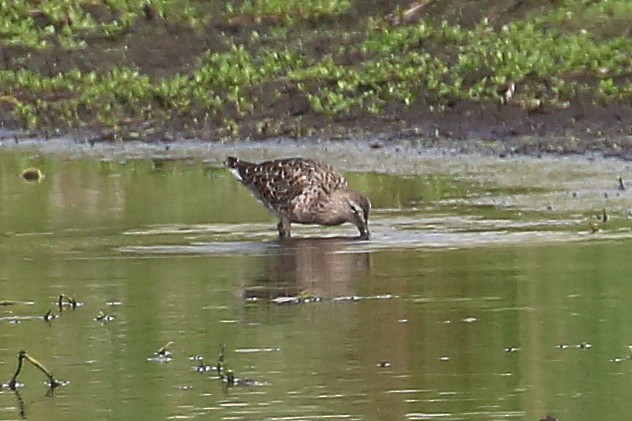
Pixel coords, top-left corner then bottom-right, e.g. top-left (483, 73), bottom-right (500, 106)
top-left (225, 157), bottom-right (370, 239)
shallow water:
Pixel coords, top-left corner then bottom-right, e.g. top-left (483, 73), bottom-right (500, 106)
top-left (2, 140), bottom-right (632, 420)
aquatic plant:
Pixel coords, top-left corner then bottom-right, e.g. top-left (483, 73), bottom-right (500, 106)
top-left (3, 350), bottom-right (66, 390)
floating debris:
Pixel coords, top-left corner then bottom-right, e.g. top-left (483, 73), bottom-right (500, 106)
top-left (271, 291), bottom-right (322, 305)
top-left (194, 360), bottom-right (213, 373)
top-left (271, 296), bottom-right (302, 305)
top-left (57, 294), bottom-right (82, 310)
top-left (147, 342), bottom-right (173, 363)
top-left (20, 168), bottom-right (43, 182)
top-left (94, 311), bottom-right (115, 323)
top-left (377, 361), bottom-right (391, 368)
top-left (610, 354), bottom-right (632, 363)
top-left (221, 370), bottom-right (258, 387)
top-left (155, 342), bottom-right (173, 357)
top-left (462, 317), bottom-right (478, 324)
top-left (619, 176), bottom-right (626, 191)
top-left (2, 350), bottom-right (67, 390)
top-left (332, 295), bottom-right (362, 302)
top-left (263, 293), bottom-right (395, 305)
top-left (557, 342), bottom-right (591, 350)
top-left (42, 310), bottom-right (56, 322)
top-left (505, 346), bottom-right (520, 353)
top-left (439, 356), bottom-right (450, 362)
top-left (189, 354), bottom-right (212, 372)
top-left (147, 354), bottom-right (172, 364)
top-left (332, 294), bottom-right (394, 302)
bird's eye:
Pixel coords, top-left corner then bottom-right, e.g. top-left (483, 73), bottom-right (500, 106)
top-left (350, 204), bottom-right (363, 218)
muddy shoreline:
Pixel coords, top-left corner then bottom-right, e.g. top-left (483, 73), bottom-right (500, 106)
top-left (3, 125), bottom-right (632, 167)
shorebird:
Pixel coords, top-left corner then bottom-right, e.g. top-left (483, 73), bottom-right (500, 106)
top-left (225, 157), bottom-right (370, 239)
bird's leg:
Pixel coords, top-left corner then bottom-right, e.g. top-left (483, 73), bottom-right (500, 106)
top-left (277, 219), bottom-right (291, 239)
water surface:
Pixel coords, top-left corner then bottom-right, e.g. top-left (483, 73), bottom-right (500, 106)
top-left (2, 141), bottom-right (632, 420)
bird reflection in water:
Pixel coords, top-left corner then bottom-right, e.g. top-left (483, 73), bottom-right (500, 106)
top-left (242, 237), bottom-right (371, 301)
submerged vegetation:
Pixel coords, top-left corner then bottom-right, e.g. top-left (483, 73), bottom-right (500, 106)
top-left (0, 0), bottom-right (631, 140)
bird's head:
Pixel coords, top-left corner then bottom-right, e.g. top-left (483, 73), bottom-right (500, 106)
top-left (345, 189), bottom-right (371, 240)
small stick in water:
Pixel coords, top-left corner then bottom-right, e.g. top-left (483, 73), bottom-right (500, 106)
top-left (43, 309), bottom-right (56, 322)
top-left (8, 350), bottom-right (62, 389)
top-left (58, 294), bottom-right (77, 310)
top-left (155, 342), bottom-right (173, 357)
top-left (216, 343), bottom-right (225, 374)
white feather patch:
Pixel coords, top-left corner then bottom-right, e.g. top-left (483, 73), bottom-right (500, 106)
top-left (228, 167), bottom-right (242, 181)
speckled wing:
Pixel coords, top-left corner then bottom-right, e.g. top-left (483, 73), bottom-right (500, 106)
top-left (227, 158), bottom-right (347, 216)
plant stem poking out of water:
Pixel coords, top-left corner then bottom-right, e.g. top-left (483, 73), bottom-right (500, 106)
top-left (42, 309), bottom-right (56, 322)
top-left (58, 294), bottom-right (78, 310)
top-left (216, 343), bottom-right (225, 373)
top-left (155, 342), bottom-right (173, 358)
top-left (216, 343), bottom-right (256, 387)
top-left (216, 343), bottom-right (237, 386)
top-left (7, 350), bottom-right (64, 390)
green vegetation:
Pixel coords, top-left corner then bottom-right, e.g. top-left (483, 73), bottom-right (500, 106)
top-left (226, 0), bottom-right (352, 23)
top-left (0, 0), bottom-right (631, 140)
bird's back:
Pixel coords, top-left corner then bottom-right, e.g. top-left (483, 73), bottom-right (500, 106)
top-left (225, 157), bottom-right (347, 216)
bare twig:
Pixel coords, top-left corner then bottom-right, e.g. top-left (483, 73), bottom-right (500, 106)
top-left (57, 294), bottom-right (77, 310)
top-left (7, 351), bottom-right (26, 390)
top-left (155, 342), bottom-right (173, 357)
top-left (8, 350), bottom-right (62, 389)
